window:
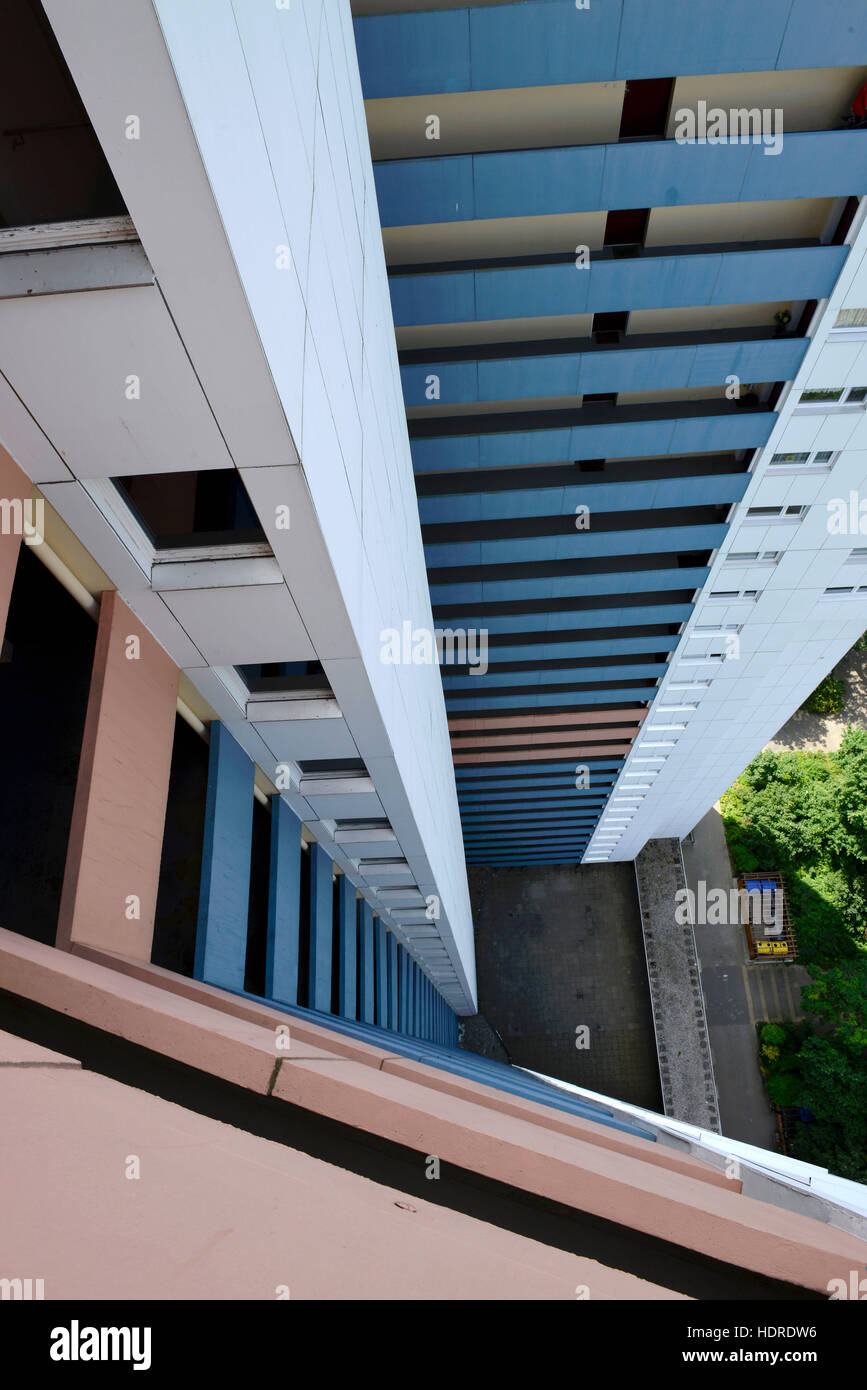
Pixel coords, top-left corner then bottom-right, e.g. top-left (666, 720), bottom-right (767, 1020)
top-left (725, 550), bottom-right (779, 564)
top-left (800, 389), bottom-right (842, 403)
top-left (796, 386), bottom-right (867, 411)
top-left (847, 548), bottom-right (867, 563)
top-left (770, 450), bottom-right (836, 471)
top-left (708, 589), bottom-right (761, 601)
top-left (822, 585), bottom-right (867, 598)
top-left (744, 506), bottom-right (807, 523)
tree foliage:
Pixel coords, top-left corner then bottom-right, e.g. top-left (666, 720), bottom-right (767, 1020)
top-left (722, 731), bottom-right (867, 1180)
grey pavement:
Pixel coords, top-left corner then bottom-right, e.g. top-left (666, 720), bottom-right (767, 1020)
top-left (466, 863), bottom-right (662, 1111)
top-left (681, 806), bottom-right (811, 1150)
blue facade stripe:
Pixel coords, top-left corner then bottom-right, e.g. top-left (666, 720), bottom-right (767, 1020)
top-left (387, 933), bottom-right (399, 1030)
top-left (265, 795), bottom-right (302, 1007)
top-left (402, 339), bottom-right (808, 408)
top-left (194, 721), bottom-right (255, 993)
top-left (375, 133), bottom-right (867, 227)
top-left (425, 523), bottom-right (728, 569)
top-left (390, 248), bottom-right (846, 330)
top-left (309, 841), bottom-right (333, 1013)
top-left (359, 901), bottom-right (376, 1025)
top-left (338, 874), bottom-right (358, 1021)
top-left (429, 565), bottom-right (708, 603)
top-left (355, 1), bottom-right (867, 98)
top-left (418, 474), bottom-right (749, 524)
top-left (374, 919), bottom-right (389, 1026)
top-left (412, 412), bottom-right (773, 472)
top-left (439, 603), bottom-right (694, 634)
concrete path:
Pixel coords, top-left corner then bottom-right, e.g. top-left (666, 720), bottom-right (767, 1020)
top-left (634, 838), bottom-right (719, 1131)
top-left (767, 646), bottom-right (867, 752)
top-left (681, 807), bottom-right (811, 1151)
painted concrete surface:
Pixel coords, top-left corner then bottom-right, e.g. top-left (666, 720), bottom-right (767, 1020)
top-left (682, 807), bottom-right (811, 1151)
top-left (56, 590), bottom-right (179, 961)
top-left (634, 839), bottom-right (720, 1131)
top-left (467, 865), bottom-right (661, 1111)
top-left (0, 1062), bottom-right (682, 1301)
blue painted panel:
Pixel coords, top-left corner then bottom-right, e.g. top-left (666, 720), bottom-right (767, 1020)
top-left (419, 473), bottom-right (747, 524)
top-left (338, 874), bottom-right (357, 1021)
top-left (398, 945), bottom-right (410, 1033)
top-left (431, 565), bottom-right (706, 605)
top-left (357, 1), bottom-right (862, 100)
top-left (405, 339), bottom-right (806, 410)
top-left (443, 662), bottom-right (666, 690)
top-left (378, 133), bottom-right (867, 229)
top-left (425, 523), bottom-right (727, 568)
top-left (265, 796), bottom-right (301, 1007)
top-left (690, 338), bottom-right (807, 387)
top-left (600, 138), bottom-right (747, 211)
top-left (392, 249), bottom-right (842, 331)
top-left (387, 933), bottom-right (399, 1030)
top-left (471, 1), bottom-right (621, 89)
top-left (359, 901), bottom-right (376, 1026)
top-left (309, 841), bottom-right (333, 1013)
top-left (616, 0), bottom-right (792, 78)
top-left (711, 245), bottom-right (846, 304)
top-left (412, 412), bottom-right (771, 471)
top-left (389, 270), bottom-right (476, 328)
top-left (355, 9), bottom-right (471, 99)
top-left (401, 359), bottom-right (479, 407)
top-left (195, 722), bottom-right (254, 992)
top-left (446, 603), bottom-right (693, 633)
top-left (472, 145), bottom-right (606, 221)
top-left (740, 131), bottom-right (867, 201)
top-left (412, 962), bottom-right (422, 1037)
top-left (374, 918), bottom-right (388, 1027)
top-left (778, 0), bottom-right (867, 73)
top-left (477, 351), bottom-right (581, 402)
top-left (480, 634), bottom-right (678, 663)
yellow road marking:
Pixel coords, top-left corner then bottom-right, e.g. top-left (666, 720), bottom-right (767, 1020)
top-left (741, 965), bottom-right (757, 1027)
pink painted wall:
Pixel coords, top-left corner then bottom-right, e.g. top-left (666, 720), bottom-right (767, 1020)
top-left (57, 590), bottom-right (179, 959)
top-left (0, 445), bottom-right (29, 643)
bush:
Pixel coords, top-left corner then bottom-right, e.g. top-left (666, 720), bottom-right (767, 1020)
top-left (801, 674), bottom-right (845, 716)
top-left (766, 1073), bottom-right (802, 1107)
top-left (761, 1023), bottom-right (787, 1047)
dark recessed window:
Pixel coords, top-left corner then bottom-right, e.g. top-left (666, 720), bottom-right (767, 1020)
top-left (1, 0), bottom-right (127, 226)
top-left (238, 661), bottom-right (329, 694)
top-left (113, 469), bottom-right (265, 549)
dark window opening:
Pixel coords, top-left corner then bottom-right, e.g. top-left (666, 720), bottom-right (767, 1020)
top-left (575, 459), bottom-right (606, 472)
top-left (604, 208), bottom-right (649, 259)
top-left (618, 78), bottom-right (674, 142)
top-left (298, 759), bottom-right (366, 775)
top-left (113, 470), bottom-right (266, 550)
top-left (244, 796), bottom-right (271, 997)
top-left (0, 544), bottom-right (95, 944)
top-left (151, 715), bottom-right (209, 977)
top-left (592, 310), bottom-right (629, 343)
top-left (582, 392), bottom-right (618, 408)
top-left (0, 0), bottom-right (127, 227)
top-left (238, 661), bottom-right (330, 695)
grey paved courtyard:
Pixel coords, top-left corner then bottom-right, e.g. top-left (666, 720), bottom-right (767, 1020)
top-left (467, 863), bottom-right (662, 1111)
